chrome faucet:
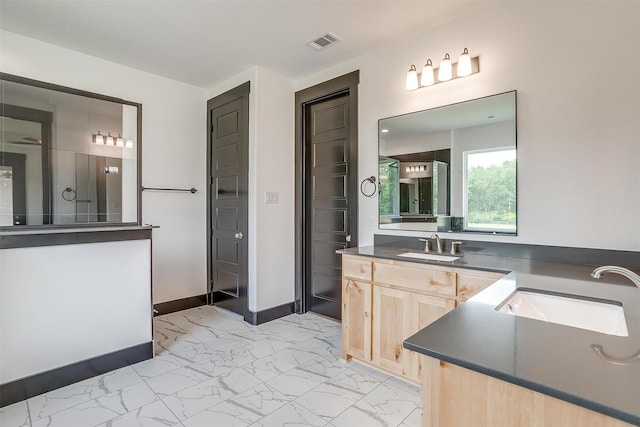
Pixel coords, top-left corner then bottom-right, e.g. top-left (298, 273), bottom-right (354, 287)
top-left (591, 265), bottom-right (640, 288)
top-left (430, 233), bottom-right (443, 254)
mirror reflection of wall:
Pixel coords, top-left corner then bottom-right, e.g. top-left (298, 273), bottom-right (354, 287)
top-left (75, 154), bottom-right (123, 223)
top-left (0, 74), bottom-right (140, 228)
top-left (378, 91), bottom-right (517, 234)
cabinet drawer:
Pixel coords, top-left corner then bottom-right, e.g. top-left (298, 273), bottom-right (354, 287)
top-left (343, 257), bottom-right (372, 281)
top-left (457, 271), bottom-right (504, 300)
top-left (373, 262), bottom-right (456, 296)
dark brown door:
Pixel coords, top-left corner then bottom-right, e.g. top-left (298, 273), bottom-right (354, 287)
top-left (207, 82), bottom-right (249, 317)
top-left (304, 92), bottom-right (355, 319)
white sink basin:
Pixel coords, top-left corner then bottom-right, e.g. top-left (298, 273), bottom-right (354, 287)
top-left (496, 290), bottom-right (628, 337)
top-left (397, 252), bottom-right (460, 262)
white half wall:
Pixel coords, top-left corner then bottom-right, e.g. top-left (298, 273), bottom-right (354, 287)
top-left (295, 1), bottom-right (640, 252)
top-left (0, 240), bottom-right (151, 384)
top-left (1, 30), bottom-right (209, 303)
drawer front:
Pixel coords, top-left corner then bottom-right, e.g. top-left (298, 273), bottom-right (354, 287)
top-left (343, 257), bottom-right (373, 281)
top-left (373, 262), bottom-right (456, 296)
top-left (457, 272), bottom-right (504, 300)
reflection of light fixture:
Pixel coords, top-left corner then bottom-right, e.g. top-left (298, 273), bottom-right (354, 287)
top-left (93, 131), bottom-right (104, 145)
top-left (420, 59), bottom-right (434, 86)
top-left (406, 48), bottom-right (479, 91)
top-left (457, 48), bottom-right (472, 77)
top-left (92, 131), bottom-right (134, 148)
top-left (438, 53), bottom-right (452, 81)
top-left (405, 65), bottom-right (419, 90)
top-left (381, 129), bottom-right (389, 133)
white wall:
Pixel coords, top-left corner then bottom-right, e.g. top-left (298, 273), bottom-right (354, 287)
top-left (208, 66), bottom-right (295, 312)
top-left (295, 1), bottom-right (640, 251)
top-left (1, 30), bottom-right (209, 303)
top-left (0, 240), bottom-right (151, 383)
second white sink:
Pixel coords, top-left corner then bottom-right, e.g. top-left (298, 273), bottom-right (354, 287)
top-left (397, 252), bottom-right (460, 262)
top-left (496, 290), bottom-right (628, 337)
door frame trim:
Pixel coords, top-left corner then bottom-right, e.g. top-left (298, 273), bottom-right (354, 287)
top-left (294, 70), bottom-right (360, 314)
top-left (206, 81), bottom-right (251, 318)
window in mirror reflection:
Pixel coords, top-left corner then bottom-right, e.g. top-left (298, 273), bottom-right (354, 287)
top-left (463, 147), bottom-right (516, 232)
top-left (379, 158), bottom-right (399, 217)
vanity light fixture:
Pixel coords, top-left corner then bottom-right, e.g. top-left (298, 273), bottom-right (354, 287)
top-left (125, 138), bottom-right (134, 149)
top-left (457, 48), bottom-right (472, 77)
top-left (421, 59), bottom-right (435, 86)
top-left (115, 134), bottom-right (124, 147)
top-left (438, 53), bottom-right (452, 81)
top-left (405, 65), bottom-right (419, 91)
top-left (105, 132), bottom-right (115, 146)
top-left (406, 47), bottom-right (479, 91)
top-left (93, 131), bottom-right (105, 145)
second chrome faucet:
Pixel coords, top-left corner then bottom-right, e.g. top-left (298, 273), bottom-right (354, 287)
top-left (419, 234), bottom-right (462, 255)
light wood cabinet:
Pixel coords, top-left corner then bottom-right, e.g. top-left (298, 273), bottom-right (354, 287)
top-left (457, 270), bottom-right (505, 300)
top-left (341, 279), bottom-right (372, 361)
top-left (372, 286), bottom-right (413, 377)
top-left (409, 294), bottom-right (456, 381)
top-left (422, 356), bottom-right (634, 427)
top-left (341, 254), bottom-right (503, 383)
top-left (372, 286), bottom-right (456, 381)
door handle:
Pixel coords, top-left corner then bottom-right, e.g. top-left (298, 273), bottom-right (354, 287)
top-left (234, 232), bottom-right (244, 240)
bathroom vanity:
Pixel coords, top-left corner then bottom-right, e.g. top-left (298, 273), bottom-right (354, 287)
top-left (339, 243), bottom-right (640, 426)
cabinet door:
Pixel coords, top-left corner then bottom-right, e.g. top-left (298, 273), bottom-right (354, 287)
top-left (342, 279), bottom-right (372, 361)
top-left (372, 286), bottom-right (414, 377)
top-left (409, 295), bottom-right (456, 381)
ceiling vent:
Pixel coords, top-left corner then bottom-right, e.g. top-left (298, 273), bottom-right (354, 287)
top-left (306, 32), bottom-right (342, 51)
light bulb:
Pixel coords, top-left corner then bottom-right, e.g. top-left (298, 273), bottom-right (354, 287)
top-left (94, 132), bottom-right (104, 145)
top-left (420, 59), bottom-right (435, 86)
top-left (406, 65), bottom-right (419, 91)
top-left (116, 134), bottom-right (124, 147)
top-left (106, 132), bottom-right (114, 146)
top-left (457, 48), bottom-right (472, 77)
top-left (438, 53), bottom-right (452, 81)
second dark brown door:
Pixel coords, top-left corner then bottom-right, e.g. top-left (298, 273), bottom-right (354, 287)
top-left (304, 92), bottom-right (355, 319)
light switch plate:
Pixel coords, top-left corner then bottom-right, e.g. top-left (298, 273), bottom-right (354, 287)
top-left (265, 192), bottom-right (278, 204)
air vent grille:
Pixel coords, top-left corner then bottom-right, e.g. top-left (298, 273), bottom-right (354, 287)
top-left (307, 32), bottom-right (342, 50)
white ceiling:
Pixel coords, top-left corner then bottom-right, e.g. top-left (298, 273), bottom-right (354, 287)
top-left (0, 0), bottom-right (497, 88)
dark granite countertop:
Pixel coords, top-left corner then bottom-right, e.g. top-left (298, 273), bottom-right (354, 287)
top-left (339, 246), bottom-right (640, 426)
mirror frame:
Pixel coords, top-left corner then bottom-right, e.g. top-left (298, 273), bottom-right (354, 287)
top-left (377, 91), bottom-right (517, 235)
top-left (0, 72), bottom-right (142, 229)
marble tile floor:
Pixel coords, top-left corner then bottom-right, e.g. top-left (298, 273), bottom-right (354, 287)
top-left (1, 305), bottom-right (422, 427)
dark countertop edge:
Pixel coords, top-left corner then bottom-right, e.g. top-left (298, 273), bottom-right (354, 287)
top-left (403, 342), bottom-right (640, 426)
top-left (0, 226), bottom-right (154, 249)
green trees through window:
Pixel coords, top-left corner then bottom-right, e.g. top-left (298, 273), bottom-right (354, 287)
top-left (464, 148), bottom-right (516, 232)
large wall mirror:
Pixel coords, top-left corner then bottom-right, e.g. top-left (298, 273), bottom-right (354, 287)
top-left (379, 91), bottom-right (516, 234)
top-left (0, 73), bottom-right (141, 228)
